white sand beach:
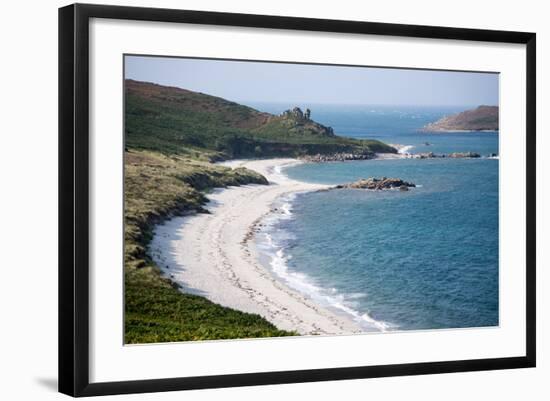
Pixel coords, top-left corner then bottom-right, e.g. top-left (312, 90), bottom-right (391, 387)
top-left (149, 158), bottom-right (362, 335)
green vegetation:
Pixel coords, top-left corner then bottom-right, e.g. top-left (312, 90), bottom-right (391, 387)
top-left (124, 79), bottom-right (396, 343)
top-left (126, 267), bottom-right (294, 342)
top-left (125, 79), bottom-right (396, 159)
top-left (252, 116), bottom-right (394, 153)
top-left (124, 151), bottom-right (293, 343)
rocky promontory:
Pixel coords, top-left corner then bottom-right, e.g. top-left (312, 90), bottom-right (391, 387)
top-left (423, 105), bottom-right (499, 132)
top-left (335, 177), bottom-right (416, 191)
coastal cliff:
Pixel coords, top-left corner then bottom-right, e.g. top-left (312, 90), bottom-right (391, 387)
top-left (422, 105), bottom-right (499, 132)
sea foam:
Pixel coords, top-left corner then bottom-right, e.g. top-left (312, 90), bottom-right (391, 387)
top-left (397, 144), bottom-right (415, 154)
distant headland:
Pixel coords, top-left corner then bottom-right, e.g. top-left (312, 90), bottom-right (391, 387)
top-left (422, 105), bottom-right (499, 132)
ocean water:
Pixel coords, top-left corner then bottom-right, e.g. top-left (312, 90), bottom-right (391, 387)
top-left (253, 104), bottom-right (499, 332)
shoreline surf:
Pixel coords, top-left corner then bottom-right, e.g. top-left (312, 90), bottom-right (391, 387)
top-left (149, 158), bottom-right (365, 336)
top-left (253, 188), bottom-right (392, 332)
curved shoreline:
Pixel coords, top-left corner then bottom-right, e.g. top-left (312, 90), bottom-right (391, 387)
top-left (149, 158), bottom-right (363, 335)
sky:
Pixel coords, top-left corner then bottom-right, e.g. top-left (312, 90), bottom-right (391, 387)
top-left (125, 55), bottom-right (499, 107)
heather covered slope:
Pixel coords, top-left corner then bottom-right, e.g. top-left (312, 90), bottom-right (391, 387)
top-left (125, 79), bottom-right (396, 159)
top-left (423, 105), bottom-right (499, 132)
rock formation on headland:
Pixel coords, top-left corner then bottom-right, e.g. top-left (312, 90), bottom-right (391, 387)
top-left (281, 107), bottom-right (311, 122)
top-left (423, 105), bottom-right (499, 132)
top-left (335, 177), bottom-right (416, 191)
top-left (279, 107), bottom-right (335, 136)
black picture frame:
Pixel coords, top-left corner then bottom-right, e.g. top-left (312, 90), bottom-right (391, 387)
top-left (59, 3), bottom-right (536, 397)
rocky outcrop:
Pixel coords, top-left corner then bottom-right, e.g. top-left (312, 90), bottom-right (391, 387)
top-left (335, 177), bottom-right (415, 191)
top-left (300, 152), bottom-right (375, 162)
top-left (447, 152), bottom-right (481, 158)
top-left (280, 107), bottom-right (312, 122)
top-left (414, 152), bottom-right (436, 159)
top-left (278, 107), bottom-right (335, 137)
top-left (302, 150), bottom-right (485, 162)
top-left (404, 151), bottom-right (481, 159)
top-left (423, 105), bottom-right (499, 132)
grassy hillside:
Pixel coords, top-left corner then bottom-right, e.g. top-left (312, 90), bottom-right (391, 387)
top-left (124, 80), bottom-right (395, 343)
top-left (125, 79), bottom-right (396, 159)
top-left (124, 151), bottom-right (294, 343)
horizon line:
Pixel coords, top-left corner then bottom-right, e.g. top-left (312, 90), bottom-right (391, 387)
top-left (125, 79), bottom-right (499, 110)
top-left (237, 100), bottom-right (499, 108)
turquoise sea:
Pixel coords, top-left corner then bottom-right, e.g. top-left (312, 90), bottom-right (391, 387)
top-left (253, 103), bottom-right (499, 332)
